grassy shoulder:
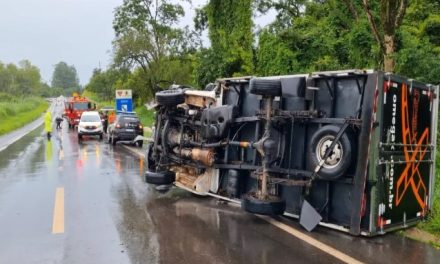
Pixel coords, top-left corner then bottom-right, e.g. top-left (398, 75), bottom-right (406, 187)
top-left (134, 105), bottom-right (154, 138)
top-left (134, 105), bottom-right (154, 127)
top-left (0, 95), bottom-right (48, 136)
top-left (419, 149), bottom-right (440, 235)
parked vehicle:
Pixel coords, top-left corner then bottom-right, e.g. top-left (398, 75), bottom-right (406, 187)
top-left (63, 95), bottom-right (96, 128)
top-left (107, 112), bottom-right (144, 147)
top-left (144, 70), bottom-right (439, 236)
top-left (77, 111), bottom-right (104, 140)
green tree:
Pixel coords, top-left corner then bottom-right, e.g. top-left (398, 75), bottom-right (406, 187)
top-left (394, 0), bottom-right (440, 82)
top-left (112, 0), bottom-right (195, 93)
top-left (255, 0), bottom-right (439, 83)
top-left (113, 0), bottom-right (190, 70)
top-left (0, 60), bottom-right (46, 96)
top-left (194, 0), bottom-right (253, 87)
top-left (51, 62), bottom-right (80, 90)
top-left (85, 68), bottom-right (130, 101)
top-left (359, 0), bottom-right (408, 72)
top-left (257, 28), bottom-right (299, 75)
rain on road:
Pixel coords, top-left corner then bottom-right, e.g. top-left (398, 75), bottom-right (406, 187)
top-left (0, 106), bottom-right (439, 264)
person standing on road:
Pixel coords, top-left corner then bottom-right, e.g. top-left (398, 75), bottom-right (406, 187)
top-left (102, 112), bottom-right (108, 133)
top-left (108, 111), bottom-right (116, 125)
top-left (44, 110), bottom-right (52, 140)
top-left (55, 116), bottom-right (63, 130)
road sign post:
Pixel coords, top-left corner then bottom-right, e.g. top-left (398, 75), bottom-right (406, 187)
top-left (115, 90), bottom-right (133, 112)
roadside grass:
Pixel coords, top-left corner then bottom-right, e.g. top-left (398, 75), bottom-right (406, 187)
top-left (134, 105), bottom-right (155, 128)
top-left (0, 96), bottom-right (48, 136)
top-left (419, 149), bottom-right (440, 235)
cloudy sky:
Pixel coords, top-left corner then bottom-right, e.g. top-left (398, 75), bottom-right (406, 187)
top-left (0, 0), bottom-right (274, 85)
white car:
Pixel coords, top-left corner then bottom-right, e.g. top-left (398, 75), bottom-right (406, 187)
top-left (77, 111), bottom-right (104, 140)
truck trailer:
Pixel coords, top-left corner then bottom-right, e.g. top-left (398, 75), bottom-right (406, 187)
top-left (144, 69), bottom-right (438, 236)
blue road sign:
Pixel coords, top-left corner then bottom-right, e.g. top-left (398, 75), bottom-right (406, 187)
top-left (116, 98), bottom-right (133, 112)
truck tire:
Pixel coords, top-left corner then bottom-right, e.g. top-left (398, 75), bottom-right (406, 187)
top-left (145, 170), bottom-right (175, 185)
top-left (241, 193), bottom-right (286, 215)
top-left (307, 125), bottom-right (352, 179)
top-left (155, 89), bottom-right (185, 106)
top-left (249, 78), bottom-right (282, 96)
top-left (145, 142), bottom-right (154, 170)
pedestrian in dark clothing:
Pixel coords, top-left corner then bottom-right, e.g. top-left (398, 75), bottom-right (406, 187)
top-left (102, 113), bottom-right (108, 133)
top-left (55, 116), bottom-right (63, 130)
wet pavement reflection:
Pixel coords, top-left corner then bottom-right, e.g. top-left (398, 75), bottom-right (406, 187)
top-left (0, 111), bottom-right (439, 264)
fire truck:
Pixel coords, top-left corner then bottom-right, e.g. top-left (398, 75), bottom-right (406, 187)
top-left (63, 94), bottom-right (97, 128)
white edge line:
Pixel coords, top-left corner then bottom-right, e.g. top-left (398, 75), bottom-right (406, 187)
top-left (0, 116), bottom-right (44, 153)
top-left (259, 216), bottom-right (364, 264)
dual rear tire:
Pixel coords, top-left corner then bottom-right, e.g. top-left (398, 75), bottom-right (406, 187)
top-left (241, 193), bottom-right (286, 216)
top-left (145, 170), bottom-right (175, 185)
top-left (155, 89), bottom-right (185, 106)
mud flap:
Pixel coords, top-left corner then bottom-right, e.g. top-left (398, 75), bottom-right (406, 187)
top-left (300, 200), bottom-right (322, 232)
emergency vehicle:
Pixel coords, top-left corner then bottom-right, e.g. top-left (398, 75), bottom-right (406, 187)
top-left (63, 93), bottom-right (97, 128)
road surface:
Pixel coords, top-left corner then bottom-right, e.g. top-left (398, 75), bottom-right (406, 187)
top-left (0, 106), bottom-right (438, 263)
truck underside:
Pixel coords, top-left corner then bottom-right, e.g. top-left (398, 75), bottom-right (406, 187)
top-left (145, 70), bottom-right (439, 236)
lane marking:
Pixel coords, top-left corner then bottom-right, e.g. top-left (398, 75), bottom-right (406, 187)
top-left (258, 216), bottom-right (364, 264)
top-left (52, 187), bottom-right (65, 234)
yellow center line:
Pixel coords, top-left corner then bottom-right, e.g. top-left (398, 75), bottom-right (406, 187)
top-left (52, 187), bottom-right (65, 234)
top-left (258, 216), bottom-right (364, 264)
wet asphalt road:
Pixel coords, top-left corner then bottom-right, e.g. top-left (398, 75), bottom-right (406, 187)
top-left (0, 108), bottom-right (439, 263)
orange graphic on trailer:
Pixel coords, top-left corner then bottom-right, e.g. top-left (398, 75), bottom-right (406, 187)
top-left (396, 83), bottom-right (429, 209)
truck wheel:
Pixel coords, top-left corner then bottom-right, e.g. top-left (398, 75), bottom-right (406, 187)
top-left (242, 193), bottom-right (286, 215)
top-left (136, 141), bottom-right (143, 148)
top-left (78, 134), bottom-right (82, 141)
top-left (145, 143), bottom-right (154, 170)
top-left (155, 89), bottom-right (185, 106)
top-left (145, 170), bottom-right (175, 185)
top-left (307, 125), bottom-right (352, 179)
top-left (99, 133), bottom-right (103, 140)
top-left (249, 78), bottom-right (282, 96)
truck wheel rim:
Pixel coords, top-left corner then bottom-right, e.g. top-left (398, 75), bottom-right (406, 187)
top-left (316, 135), bottom-right (343, 169)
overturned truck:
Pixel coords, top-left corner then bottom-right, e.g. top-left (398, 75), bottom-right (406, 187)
top-left (145, 70), bottom-right (439, 236)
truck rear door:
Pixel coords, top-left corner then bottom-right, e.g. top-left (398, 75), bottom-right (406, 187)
top-left (377, 75), bottom-right (435, 229)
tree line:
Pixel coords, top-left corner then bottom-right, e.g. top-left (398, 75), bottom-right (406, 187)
top-left (0, 60), bottom-right (81, 98)
top-left (85, 0), bottom-right (439, 104)
top-left (0, 60), bottom-right (47, 96)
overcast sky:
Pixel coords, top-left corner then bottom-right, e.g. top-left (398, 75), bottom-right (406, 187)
top-left (0, 0), bottom-right (274, 85)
